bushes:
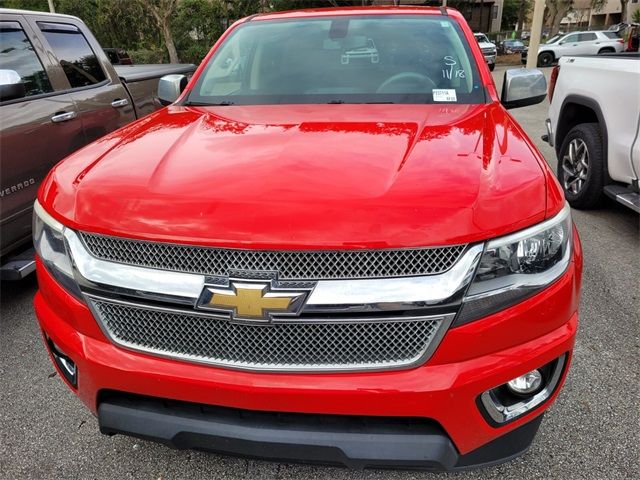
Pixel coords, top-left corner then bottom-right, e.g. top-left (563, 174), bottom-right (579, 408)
top-left (128, 49), bottom-right (168, 65)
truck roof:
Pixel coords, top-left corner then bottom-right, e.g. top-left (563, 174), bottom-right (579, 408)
top-left (249, 6), bottom-right (451, 22)
top-left (0, 8), bottom-right (80, 21)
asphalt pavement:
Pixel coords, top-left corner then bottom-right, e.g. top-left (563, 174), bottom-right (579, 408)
top-left (1, 65), bottom-right (638, 480)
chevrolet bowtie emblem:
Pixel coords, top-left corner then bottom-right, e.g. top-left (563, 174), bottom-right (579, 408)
top-left (197, 280), bottom-right (309, 322)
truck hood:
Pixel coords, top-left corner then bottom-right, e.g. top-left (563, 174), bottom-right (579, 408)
top-left (477, 41), bottom-right (496, 49)
top-left (42, 103), bottom-right (551, 249)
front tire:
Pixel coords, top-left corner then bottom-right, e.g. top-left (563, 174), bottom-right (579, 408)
top-left (488, 63), bottom-right (495, 71)
top-left (537, 51), bottom-right (554, 67)
top-left (557, 123), bottom-right (605, 209)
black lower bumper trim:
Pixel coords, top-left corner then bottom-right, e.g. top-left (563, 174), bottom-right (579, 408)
top-left (97, 393), bottom-right (543, 470)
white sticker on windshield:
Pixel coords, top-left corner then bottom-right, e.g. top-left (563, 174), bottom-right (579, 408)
top-left (433, 89), bottom-right (457, 102)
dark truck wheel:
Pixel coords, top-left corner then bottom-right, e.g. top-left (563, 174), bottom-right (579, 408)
top-left (488, 63), bottom-right (495, 71)
top-left (557, 123), bottom-right (605, 209)
top-left (598, 47), bottom-right (615, 54)
top-left (537, 52), bottom-right (554, 67)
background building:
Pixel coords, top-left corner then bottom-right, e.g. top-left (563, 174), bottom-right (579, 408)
top-left (590, 0), bottom-right (640, 27)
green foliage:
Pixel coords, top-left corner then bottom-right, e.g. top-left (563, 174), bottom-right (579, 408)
top-left (172, 0), bottom-right (225, 64)
top-left (633, 8), bottom-right (640, 24)
top-left (1, 0), bottom-right (50, 10)
top-left (128, 48), bottom-right (167, 64)
top-left (502, 0), bottom-right (531, 30)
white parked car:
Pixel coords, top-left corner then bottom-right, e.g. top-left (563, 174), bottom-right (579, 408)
top-left (473, 33), bottom-right (496, 71)
top-left (546, 53), bottom-right (640, 212)
top-left (523, 31), bottom-right (625, 67)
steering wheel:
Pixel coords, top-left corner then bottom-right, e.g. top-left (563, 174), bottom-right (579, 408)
top-left (376, 72), bottom-right (437, 94)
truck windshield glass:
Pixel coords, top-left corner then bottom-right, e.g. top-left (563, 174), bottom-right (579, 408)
top-left (188, 16), bottom-right (484, 105)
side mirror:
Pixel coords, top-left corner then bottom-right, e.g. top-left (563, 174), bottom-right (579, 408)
top-left (501, 68), bottom-right (547, 109)
top-left (158, 74), bottom-right (188, 105)
top-left (0, 70), bottom-right (26, 102)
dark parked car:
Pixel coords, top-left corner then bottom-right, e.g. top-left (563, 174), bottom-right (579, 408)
top-left (0, 8), bottom-right (196, 279)
top-left (499, 39), bottom-right (525, 55)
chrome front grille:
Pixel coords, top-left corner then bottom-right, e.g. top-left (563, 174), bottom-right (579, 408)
top-left (79, 232), bottom-right (466, 280)
top-left (89, 297), bottom-right (448, 371)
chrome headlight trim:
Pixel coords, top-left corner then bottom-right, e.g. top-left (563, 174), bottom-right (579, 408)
top-left (34, 200), bottom-right (64, 232)
top-left (65, 228), bottom-right (206, 303)
top-left (484, 202), bottom-right (571, 250)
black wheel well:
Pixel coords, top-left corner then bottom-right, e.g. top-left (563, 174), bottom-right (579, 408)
top-left (598, 47), bottom-right (615, 53)
top-left (556, 103), bottom-right (599, 154)
top-left (556, 97), bottom-right (609, 182)
top-left (538, 50), bottom-right (554, 59)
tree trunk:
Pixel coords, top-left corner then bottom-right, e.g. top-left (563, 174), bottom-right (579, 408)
top-left (548, 1), bottom-right (572, 36)
top-left (161, 19), bottom-right (179, 63)
top-left (137, 0), bottom-right (180, 63)
top-left (517, 0), bottom-right (526, 33)
top-left (620, 0), bottom-right (629, 22)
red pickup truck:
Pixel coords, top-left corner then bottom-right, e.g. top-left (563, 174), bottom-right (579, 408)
top-left (33, 7), bottom-right (582, 470)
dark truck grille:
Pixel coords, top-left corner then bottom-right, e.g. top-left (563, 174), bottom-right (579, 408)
top-left (80, 232), bottom-right (466, 280)
top-left (89, 298), bottom-right (446, 371)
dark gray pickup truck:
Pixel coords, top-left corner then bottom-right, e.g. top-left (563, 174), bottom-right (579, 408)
top-left (0, 9), bottom-right (196, 279)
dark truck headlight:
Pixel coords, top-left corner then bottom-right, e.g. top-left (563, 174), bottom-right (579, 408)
top-left (456, 203), bottom-right (572, 325)
top-left (33, 200), bottom-right (82, 299)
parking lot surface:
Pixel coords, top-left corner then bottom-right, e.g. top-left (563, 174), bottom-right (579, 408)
top-left (1, 66), bottom-right (638, 480)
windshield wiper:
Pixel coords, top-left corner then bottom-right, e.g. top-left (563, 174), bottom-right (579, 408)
top-left (326, 100), bottom-right (395, 105)
top-left (184, 100), bottom-right (235, 106)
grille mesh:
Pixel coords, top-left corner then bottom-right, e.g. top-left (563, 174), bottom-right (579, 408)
top-left (80, 233), bottom-right (466, 280)
top-left (90, 299), bottom-right (443, 371)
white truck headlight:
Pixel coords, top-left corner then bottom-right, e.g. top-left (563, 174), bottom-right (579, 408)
top-left (33, 200), bottom-right (82, 299)
top-left (456, 203), bottom-right (572, 325)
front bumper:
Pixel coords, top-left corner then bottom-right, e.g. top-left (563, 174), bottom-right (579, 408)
top-left (483, 53), bottom-right (497, 65)
top-left (97, 392), bottom-right (545, 470)
top-left (34, 229), bottom-right (582, 469)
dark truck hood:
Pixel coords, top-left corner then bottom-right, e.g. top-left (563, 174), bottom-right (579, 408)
top-left (42, 103), bottom-right (550, 249)
top-left (113, 64), bottom-right (196, 83)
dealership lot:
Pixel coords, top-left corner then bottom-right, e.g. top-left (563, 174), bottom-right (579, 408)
top-left (1, 65), bottom-right (638, 480)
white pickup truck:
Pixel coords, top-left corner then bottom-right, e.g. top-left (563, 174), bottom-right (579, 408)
top-left (545, 53), bottom-right (640, 212)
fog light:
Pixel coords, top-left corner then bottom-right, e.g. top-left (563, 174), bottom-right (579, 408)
top-left (507, 370), bottom-right (542, 395)
top-left (478, 355), bottom-right (567, 425)
top-left (45, 335), bottom-right (77, 388)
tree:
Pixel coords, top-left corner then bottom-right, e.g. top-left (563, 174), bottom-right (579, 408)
top-left (516, 0), bottom-right (532, 33)
top-left (502, 0), bottom-right (532, 31)
top-left (620, 0), bottom-right (629, 22)
top-left (546, 0), bottom-right (573, 36)
top-left (134, 0), bottom-right (180, 63)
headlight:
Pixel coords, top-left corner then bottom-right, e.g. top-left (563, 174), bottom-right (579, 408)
top-left (456, 203), bottom-right (572, 325)
top-left (33, 200), bottom-right (83, 300)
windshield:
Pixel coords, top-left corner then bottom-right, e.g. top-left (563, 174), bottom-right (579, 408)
top-left (188, 16), bottom-right (485, 106)
top-left (545, 34), bottom-right (564, 44)
top-left (474, 33), bottom-right (489, 43)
